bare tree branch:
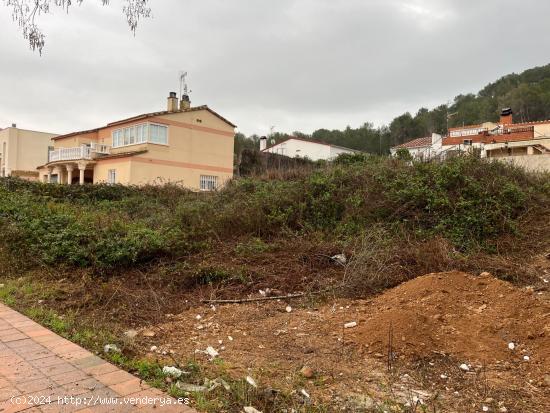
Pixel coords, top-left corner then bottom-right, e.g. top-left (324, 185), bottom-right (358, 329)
top-left (2, 0), bottom-right (150, 54)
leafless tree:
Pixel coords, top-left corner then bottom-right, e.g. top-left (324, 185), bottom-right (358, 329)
top-left (3, 0), bottom-right (151, 54)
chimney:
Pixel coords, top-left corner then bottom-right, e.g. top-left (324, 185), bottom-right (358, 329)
top-left (11, 123), bottom-right (16, 128)
top-left (167, 92), bottom-right (178, 112)
top-left (500, 108), bottom-right (513, 125)
top-left (179, 94), bottom-right (191, 110)
top-left (259, 136), bottom-right (267, 151)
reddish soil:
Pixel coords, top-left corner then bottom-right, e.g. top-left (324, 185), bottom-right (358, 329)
top-left (352, 271), bottom-right (550, 365)
top-left (137, 271), bottom-right (550, 412)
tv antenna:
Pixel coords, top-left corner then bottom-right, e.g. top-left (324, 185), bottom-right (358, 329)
top-left (179, 71), bottom-right (191, 98)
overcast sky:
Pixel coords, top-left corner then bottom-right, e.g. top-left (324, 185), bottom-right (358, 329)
top-left (1, 0), bottom-right (549, 136)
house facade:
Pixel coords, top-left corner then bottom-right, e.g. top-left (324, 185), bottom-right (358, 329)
top-left (260, 137), bottom-right (359, 161)
top-left (391, 109), bottom-right (550, 171)
top-left (390, 134), bottom-right (443, 160)
top-left (37, 93), bottom-right (236, 189)
top-left (0, 125), bottom-right (58, 180)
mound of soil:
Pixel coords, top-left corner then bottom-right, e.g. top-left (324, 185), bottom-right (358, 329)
top-left (350, 271), bottom-right (549, 365)
top-left (140, 271), bottom-right (549, 411)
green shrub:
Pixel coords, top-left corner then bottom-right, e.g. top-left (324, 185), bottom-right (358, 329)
top-left (235, 238), bottom-right (270, 256)
top-left (0, 156), bottom-right (547, 271)
top-left (395, 148), bottom-right (413, 161)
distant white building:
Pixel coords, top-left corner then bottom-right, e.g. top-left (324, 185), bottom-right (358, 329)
top-left (260, 136), bottom-right (359, 161)
top-left (390, 133), bottom-right (443, 160)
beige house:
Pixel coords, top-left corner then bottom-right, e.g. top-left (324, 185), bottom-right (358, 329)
top-left (37, 93), bottom-right (236, 189)
top-left (0, 125), bottom-right (58, 180)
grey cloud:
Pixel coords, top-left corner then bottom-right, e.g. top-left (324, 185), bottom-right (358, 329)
top-left (1, 0), bottom-right (549, 136)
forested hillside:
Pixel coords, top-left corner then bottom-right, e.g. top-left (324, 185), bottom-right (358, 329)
top-left (237, 63), bottom-right (550, 155)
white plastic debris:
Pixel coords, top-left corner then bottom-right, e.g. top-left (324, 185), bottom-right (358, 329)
top-left (523, 355), bottom-right (530, 361)
top-left (259, 289), bottom-right (266, 296)
top-left (162, 366), bottom-right (184, 378)
top-left (176, 382), bottom-right (207, 392)
top-left (331, 254), bottom-right (347, 265)
top-left (508, 342), bottom-right (515, 350)
top-left (150, 345), bottom-right (158, 352)
top-left (440, 374), bottom-right (448, 379)
top-left (344, 321), bottom-right (357, 329)
top-left (103, 344), bottom-right (121, 354)
top-left (243, 407), bottom-right (263, 413)
top-left (285, 305), bottom-right (292, 313)
top-left (195, 314), bottom-right (202, 320)
top-left (206, 346), bottom-right (219, 359)
top-left (300, 389), bottom-right (310, 398)
top-left (482, 406), bottom-right (489, 412)
top-left (123, 329), bottom-right (138, 339)
top-left (228, 336), bottom-right (234, 341)
top-left (246, 376), bottom-right (258, 388)
top-left (459, 363), bottom-right (470, 372)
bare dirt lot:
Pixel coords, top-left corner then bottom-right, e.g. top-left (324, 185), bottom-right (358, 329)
top-left (135, 270), bottom-right (550, 412)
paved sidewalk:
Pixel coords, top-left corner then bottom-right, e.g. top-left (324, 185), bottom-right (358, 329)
top-left (0, 303), bottom-right (195, 413)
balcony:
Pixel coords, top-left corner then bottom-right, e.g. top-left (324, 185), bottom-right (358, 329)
top-left (488, 125), bottom-right (534, 136)
top-left (48, 143), bottom-right (110, 163)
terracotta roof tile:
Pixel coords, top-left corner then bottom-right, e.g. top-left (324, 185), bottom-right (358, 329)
top-left (106, 105), bottom-right (236, 128)
top-left (53, 106), bottom-right (236, 141)
top-left (392, 136), bottom-right (432, 149)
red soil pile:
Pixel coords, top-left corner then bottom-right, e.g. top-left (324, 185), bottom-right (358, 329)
top-left (349, 271), bottom-right (550, 365)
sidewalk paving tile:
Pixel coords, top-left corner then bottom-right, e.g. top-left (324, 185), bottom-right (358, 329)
top-left (0, 303), bottom-right (196, 413)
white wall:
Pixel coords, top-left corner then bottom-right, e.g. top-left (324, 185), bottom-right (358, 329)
top-left (490, 154), bottom-right (550, 172)
top-left (264, 139), bottom-right (355, 161)
top-left (330, 145), bottom-right (357, 159)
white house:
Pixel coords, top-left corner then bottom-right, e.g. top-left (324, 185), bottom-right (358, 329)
top-left (389, 108), bottom-right (550, 171)
top-left (390, 133), bottom-right (443, 160)
top-left (260, 136), bottom-right (359, 161)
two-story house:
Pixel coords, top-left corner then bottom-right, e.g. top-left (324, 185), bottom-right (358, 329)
top-left (37, 93), bottom-right (236, 189)
top-left (391, 108), bottom-right (550, 171)
top-left (443, 108), bottom-right (550, 171)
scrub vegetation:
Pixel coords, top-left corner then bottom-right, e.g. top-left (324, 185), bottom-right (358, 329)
top-left (0, 155), bottom-right (548, 273)
top-left (1, 155), bottom-right (549, 412)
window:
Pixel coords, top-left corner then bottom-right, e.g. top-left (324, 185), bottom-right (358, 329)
top-left (108, 169), bottom-right (117, 184)
top-left (463, 139), bottom-right (473, 146)
top-left (200, 175), bottom-right (218, 191)
top-left (113, 130), bottom-right (121, 147)
top-left (149, 124), bottom-right (168, 144)
top-left (112, 123), bottom-right (167, 148)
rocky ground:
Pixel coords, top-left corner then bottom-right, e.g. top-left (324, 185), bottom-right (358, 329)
top-left (131, 269), bottom-right (550, 412)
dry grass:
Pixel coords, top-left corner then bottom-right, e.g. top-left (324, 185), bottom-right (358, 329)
top-left (342, 227), bottom-right (457, 297)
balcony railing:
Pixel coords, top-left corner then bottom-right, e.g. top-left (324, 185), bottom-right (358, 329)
top-left (488, 125), bottom-right (534, 136)
top-left (48, 143), bottom-right (111, 163)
